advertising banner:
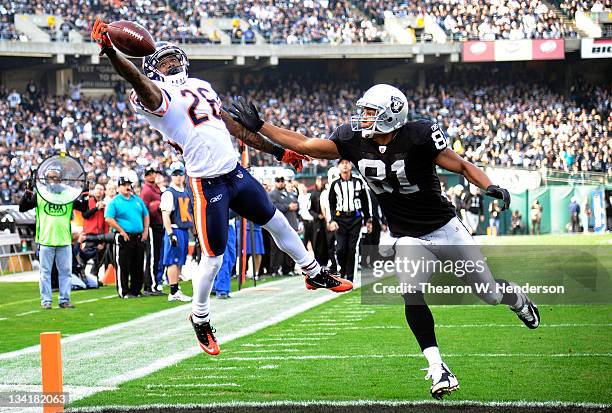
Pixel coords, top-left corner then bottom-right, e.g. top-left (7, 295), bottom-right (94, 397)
top-left (463, 39), bottom-right (565, 61)
top-left (462, 41), bottom-right (494, 62)
top-left (581, 38), bottom-right (612, 58)
top-left (494, 39), bottom-right (532, 61)
top-left (532, 39), bottom-right (565, 60)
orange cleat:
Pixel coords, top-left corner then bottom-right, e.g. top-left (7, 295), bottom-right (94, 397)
top-left (189, 314), bottom-right (220, 355)
top-left (305, 267), bottom-right (353, 293)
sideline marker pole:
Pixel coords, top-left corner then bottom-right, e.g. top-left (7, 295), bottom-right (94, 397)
top-left (40, 332), bottom-right (64, 413)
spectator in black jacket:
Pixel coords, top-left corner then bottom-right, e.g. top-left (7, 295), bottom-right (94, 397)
top-left (464, 186), bottom-right (485, 235)
top-left (77, 183), bottom-right (110, 280)
top-left (268, 176), bottom-right (298, 275)
top-left (308, 176), bottom-right (329, 266)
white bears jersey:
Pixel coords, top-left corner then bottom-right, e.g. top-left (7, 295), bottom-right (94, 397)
top-left (130, 77), bottom-right (238, 178)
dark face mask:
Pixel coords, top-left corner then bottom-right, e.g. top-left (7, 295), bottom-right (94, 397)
top-left (167, 65), bottom-right (183, 76)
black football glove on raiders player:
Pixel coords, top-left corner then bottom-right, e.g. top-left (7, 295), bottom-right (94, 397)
top-left (485, 185), bottom-right (511, 211)
top-left (227, 96), bottom-right (264, 133)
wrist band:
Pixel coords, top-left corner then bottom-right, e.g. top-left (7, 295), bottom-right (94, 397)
top-left (272, 145), bottom-right (285, 162)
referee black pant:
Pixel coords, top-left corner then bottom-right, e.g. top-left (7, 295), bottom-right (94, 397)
top-left (335, 215), bottom-right (362, 281)
top-left (116, 233), bottom-right (145, 297)
top-left (144, 225), bottom-right (164, 291)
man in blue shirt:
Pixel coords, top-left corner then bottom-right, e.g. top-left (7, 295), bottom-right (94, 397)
top-left (105, 176), bottom-right (150, 298)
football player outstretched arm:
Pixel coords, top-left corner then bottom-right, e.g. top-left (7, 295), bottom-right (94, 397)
top-left (434, 148), bottom-right (511, 210)
top-left (228, 97), bottom-right (340, 160)
top-left (219, 109), bottom-right (311, 171)
top-left (91, 19), bottom-right (162, 111)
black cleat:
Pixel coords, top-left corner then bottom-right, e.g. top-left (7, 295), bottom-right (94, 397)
top-left (189, 314), bottom-right (220, 355)
top-left (512, 299), bottom-right (540, 329)
top-left (304, 267), bottom-right (353, 293)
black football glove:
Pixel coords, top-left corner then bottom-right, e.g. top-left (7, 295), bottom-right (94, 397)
top-left (485, 185), bottom-right (511, 211)
top-left (227, 96), bottom-right (264, 133)
top-left (169, 233), bottom-right (178, 247)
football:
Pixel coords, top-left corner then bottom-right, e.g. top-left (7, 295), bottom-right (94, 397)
top-left (107, 20), bottom-right (156, 57)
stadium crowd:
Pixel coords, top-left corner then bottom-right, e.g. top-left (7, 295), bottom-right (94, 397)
top-left (0, 71), bottom-right (610, 205)
top-left (558, 0), bottom-right (611, 18)
top-left (0, 0), bottom-right (592, 43)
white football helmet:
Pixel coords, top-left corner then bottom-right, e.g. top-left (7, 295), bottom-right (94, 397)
top-left (142, 41), bottom-right (189, 86)
top-left (350, 84), bottom-right (408, 138)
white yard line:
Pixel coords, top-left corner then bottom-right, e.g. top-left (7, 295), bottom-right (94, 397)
top-left (294, 322), bottom-right (355, 326)
top-left (285, 323), bottom-right (612, 333)
top-left (73, 298), bottom-right (101, 305)
top-left (240, 342), bottom-right (317, 347)
top-left (145, 383), bottom-right (240, 388)
top-left (230, 348), bottom-right (304, 354)
top-left (282, 325), bottom-right (403, 333)
top-left (436, 323), bottom-right (612, 328)
top-left (0, 276), bottom-right (344, 402)
top-left (213, 352), bottom-right (612, 362)
top-left (191, 366), bottom-right (242, 371)
top-left (65, 399), bottom-right (612, 412)
top-left (15, 310), bottom-right (39, 317)
top-left (253, 337), bottom-right (329, 341)
top-left (0, 297), bottom-right (40, 308)
top-left (265, 332), bottom-right (339, 337)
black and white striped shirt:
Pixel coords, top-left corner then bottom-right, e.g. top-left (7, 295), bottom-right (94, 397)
top-left (328, 175), bottom-right (371, 219)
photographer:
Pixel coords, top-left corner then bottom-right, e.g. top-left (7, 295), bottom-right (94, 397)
top-left (19, 168), bottom-right (88, 309)
top-left (77, 183), bottom-right (110, 281)
top-left (105, 176), bottom-right (150, 298)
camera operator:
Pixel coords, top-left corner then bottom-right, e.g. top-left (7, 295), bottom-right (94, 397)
top-left (105, 176), bottom-right (150, 298)
top-left (19, 168), bottom-right (89, 309)
top-left (77, 183), bottom-right (110, 282)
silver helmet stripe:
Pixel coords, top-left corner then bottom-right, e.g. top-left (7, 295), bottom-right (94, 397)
top-left (350, 84), bottom-right (408, 138)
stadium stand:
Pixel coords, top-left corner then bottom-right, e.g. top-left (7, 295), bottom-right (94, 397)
top-left (0, 0), bottom-right (587, 43)
top-left (419, 0), bottom-right (577, 40)
top-left (0, 67), bottom-right (609, 203)
top-left (558, 0), bottom-right (611, 18)
top-left (183, 0), bottom-right (385, 44)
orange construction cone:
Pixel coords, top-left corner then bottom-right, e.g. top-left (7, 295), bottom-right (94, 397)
top-left (102, 264), bottom-right (116, 285)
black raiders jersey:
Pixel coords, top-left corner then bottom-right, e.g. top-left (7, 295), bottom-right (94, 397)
top-left (329, 120), bottom-right (456, 238)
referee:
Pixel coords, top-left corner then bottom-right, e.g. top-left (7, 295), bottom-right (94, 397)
top-left (328, 158), bottom-right (370, 281)
top-left (105, 176), bottom-right (150, 298)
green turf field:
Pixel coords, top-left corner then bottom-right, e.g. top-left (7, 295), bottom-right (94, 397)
top-left (0, 234), bottom-right (610, 412)
top-left (0, 277), bottom-right (268, 352)
top-left (68, 295), bottom-right (611, 408)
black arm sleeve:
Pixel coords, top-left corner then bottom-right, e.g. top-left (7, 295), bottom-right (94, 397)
top-left (81, 205), bottom-right (99, 219)
top-left (73, 194), bottom-right (89, 212)
top-left (19, 191), bottom-right (37, 212)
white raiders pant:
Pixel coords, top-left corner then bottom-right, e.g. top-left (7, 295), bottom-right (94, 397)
top-left (382, 217), bottom-right (503, 305)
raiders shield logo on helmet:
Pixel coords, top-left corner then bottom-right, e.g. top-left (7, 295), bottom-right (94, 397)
top-left (390, 96), bottom-right (404, 114)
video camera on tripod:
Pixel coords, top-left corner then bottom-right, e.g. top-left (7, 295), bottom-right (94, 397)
top-left (82, 233), bottom-right (116, 244)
